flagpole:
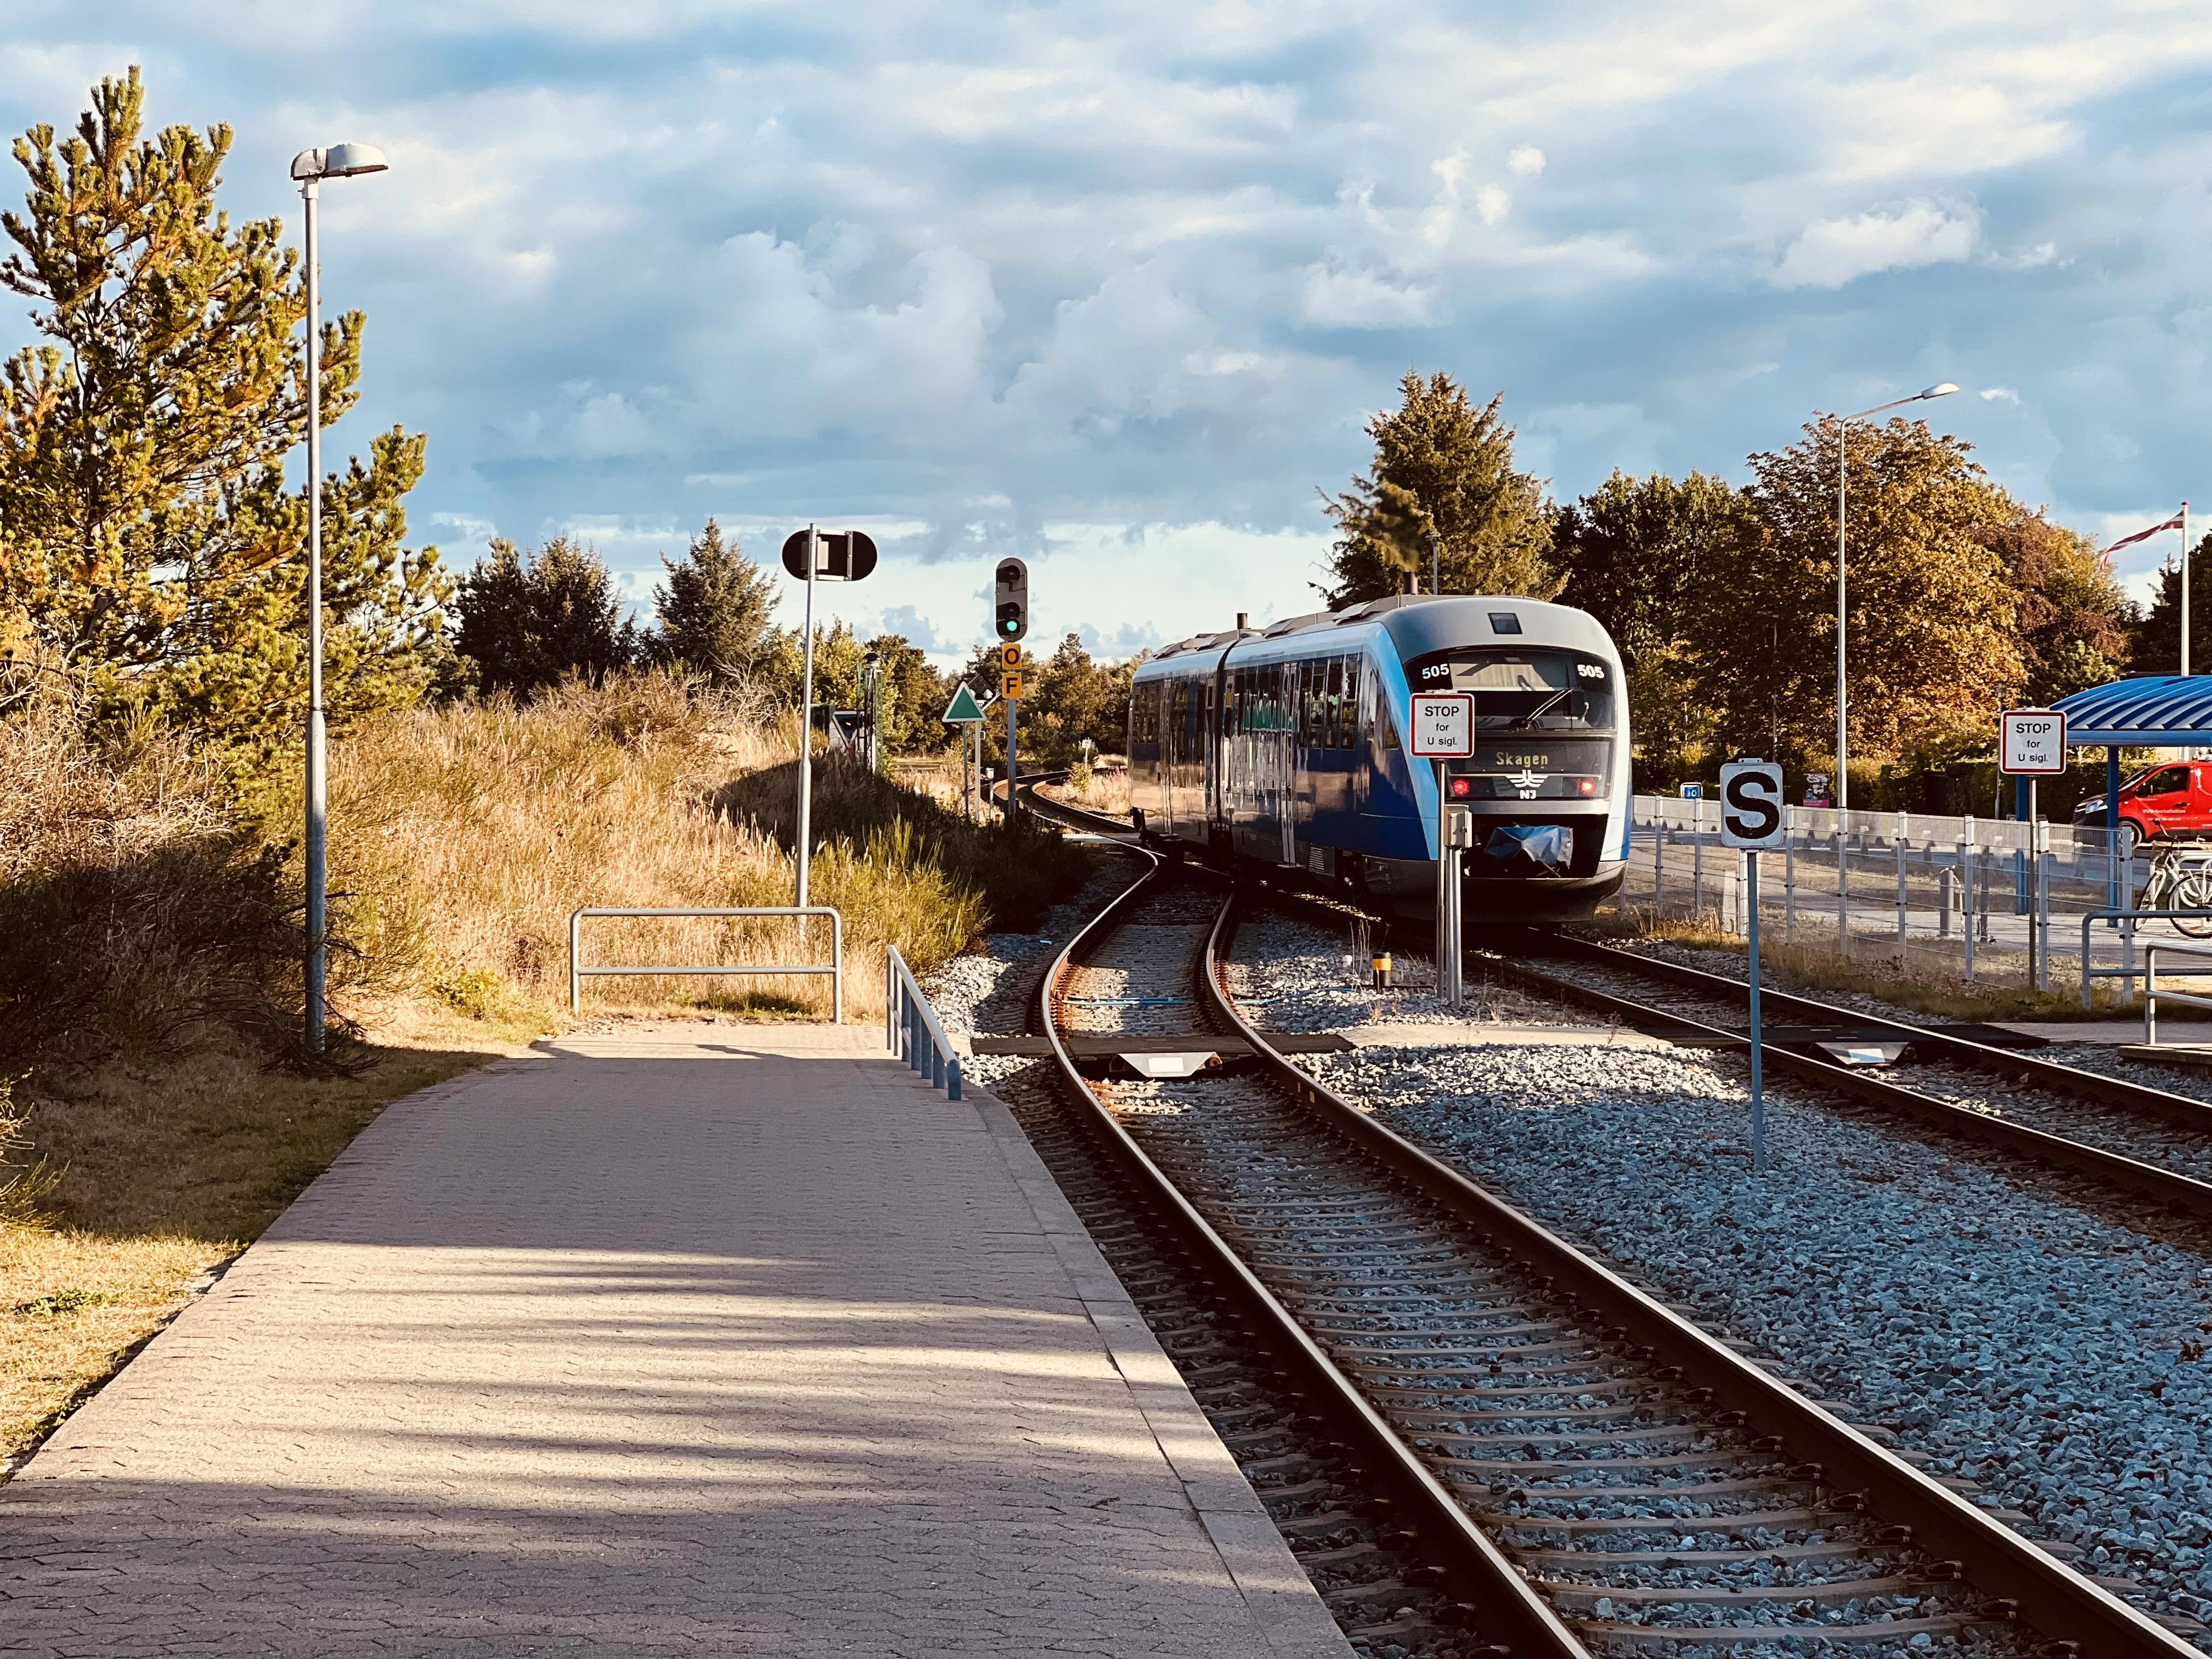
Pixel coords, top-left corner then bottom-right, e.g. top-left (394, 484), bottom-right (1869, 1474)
top-left (2185, 501), bottom-right (2193, 678)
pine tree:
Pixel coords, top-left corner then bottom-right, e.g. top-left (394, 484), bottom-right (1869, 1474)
top-left (651, 518), bottom-right (777, 683)
top-left (1322, 372), bottom-right (1558, 606)
top-left (2126, 535), bottom-right (2208, 679)
top-left (0, 68), bottom-right (446, 763)
top-left (453, 537), bottom-right (637, 697)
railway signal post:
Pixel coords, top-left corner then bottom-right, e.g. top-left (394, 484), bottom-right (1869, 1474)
top-left (943, 682), bottom-right (986, 822)
top-left (780, 527), bottom-right (878, 919)
top-left (1720, 758), bottom-right (1786, 1173)
top-left (995, 559), bottom-right (1028, 825)
top-left (1410, 692), bottom-right (1476, 1005)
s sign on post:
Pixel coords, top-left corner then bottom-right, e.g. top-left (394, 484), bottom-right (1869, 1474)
top-left (1720, 758), bottom-right (1786, 1174)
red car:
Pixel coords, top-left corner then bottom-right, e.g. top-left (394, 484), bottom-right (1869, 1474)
top-left (2073, 761), bottom-right (2212, 857)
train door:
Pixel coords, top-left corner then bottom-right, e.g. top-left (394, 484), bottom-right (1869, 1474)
top-left (1167, 676), bottom-right (1186, 832)
top-left (1205, 672), bottom-right (1222, 830)
top-left (1279, 663), bottom-right (1299, 866)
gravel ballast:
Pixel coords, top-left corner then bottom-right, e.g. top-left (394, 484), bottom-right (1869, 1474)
top-left (1235, 905), bottom-right (2212, 1647)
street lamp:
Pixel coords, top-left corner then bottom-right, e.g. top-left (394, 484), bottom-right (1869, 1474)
top-left (289, 142), bottom-right (389, 1053)
top-left (1832, 381), bottom-right (1959, 811)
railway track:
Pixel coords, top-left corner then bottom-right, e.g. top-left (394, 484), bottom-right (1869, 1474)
top-left (1495, 935), bottom-right (2212, 1226)
top-left (1036, 855), bottom-right (2197, 1657)
top-left (1014, 785), bottom-right (2212, 1224)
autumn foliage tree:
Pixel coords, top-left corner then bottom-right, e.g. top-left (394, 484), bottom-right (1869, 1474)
top-left (0, 68), bottom-right (445, 766)
top-left (1554, 471), bottom-right (1754, 785)
top-left (1975, 514), bottom-right (2130, 703)
top-left (1323, 372), bottom-right (1559, 605)
top-left (1686, 415), bottom-right (2023, 766)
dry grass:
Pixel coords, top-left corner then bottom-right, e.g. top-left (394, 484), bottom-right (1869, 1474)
top-left (0, 672), bottom-right (1092, 1471)
top-left (1587, 906), bottom-right (2129, 1022)
top-left (1, 1229), bottom-right (221, 1470)
top-left (317, 676), bottom-right (1016, 1025)
top-left (0, 678), bottom-right (295, 1063)
top-left (1044, 764), bottom-right (1132, 816)
top-left (1, 1000), bottom-right (527, 1468)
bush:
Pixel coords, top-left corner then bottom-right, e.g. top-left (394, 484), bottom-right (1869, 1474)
top-left (0, 679), bottom-right (301, 1064)
top-left (320, 672), bottom-right (1024, 1017)
top-left (716, 751), bottom-right (1093, 933)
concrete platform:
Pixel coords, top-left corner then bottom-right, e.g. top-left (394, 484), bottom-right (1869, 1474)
top-left (1996, 1020), bottom-right (2212, 1046)
top-left (0, 1023), bottom-right (1350, 1658)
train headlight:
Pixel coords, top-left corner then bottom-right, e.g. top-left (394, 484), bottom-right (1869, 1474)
top-left (1576, 777), bottom-right (1598, 796)
top-left (1448, 777), bottom-right (1473, 799)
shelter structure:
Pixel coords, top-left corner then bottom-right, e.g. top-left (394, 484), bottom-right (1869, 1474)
top-left (2052, 676), bottom-right (2212, 904)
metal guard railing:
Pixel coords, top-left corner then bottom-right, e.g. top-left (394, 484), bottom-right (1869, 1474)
top-left (568, 906), bottom-right (844, 1022)
top-left (887, 945), bottom-right (961, 1099)
top-left (2077, 910), bottom-right (2212, 1008)
top-left (2146, 941), bottom-right (2212, 1045)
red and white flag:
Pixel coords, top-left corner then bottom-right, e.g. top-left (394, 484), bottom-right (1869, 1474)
top-left (2100, 505), bottom-right (2187, 563)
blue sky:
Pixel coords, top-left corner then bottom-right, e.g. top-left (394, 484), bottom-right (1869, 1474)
top-left (7, 2), bottom-right (2212, 663)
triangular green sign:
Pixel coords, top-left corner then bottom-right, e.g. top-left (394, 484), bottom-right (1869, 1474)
top-left (943, 683), bottom-right (986, 723)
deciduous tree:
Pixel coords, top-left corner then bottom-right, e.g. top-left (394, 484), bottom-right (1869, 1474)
top-left (1322, 372), bottom-right (1558, 605)
top-left (1690, 416), bottom-right (2023, 768)
top-left (1974, 512), bottom-right (2131, 703)
top-left (1554, 470), bottom-right (1755, 782)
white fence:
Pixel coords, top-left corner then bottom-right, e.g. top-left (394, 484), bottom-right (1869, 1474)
top-left (1621, 796), bottom-right (2170, 1002)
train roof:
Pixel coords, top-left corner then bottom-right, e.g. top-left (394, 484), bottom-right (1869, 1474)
top-left (1138, 594), bottom-right (1618, 668)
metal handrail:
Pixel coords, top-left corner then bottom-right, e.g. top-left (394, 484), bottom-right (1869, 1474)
top-left (886, 945), bottom-right (961, 1099)
top-left (2146, 941), bottom-right (2212, 1045)
top-left (2078, 909), bottom-right (2212, 1007)
top-left (568, 906), bottom-right (843, 1022)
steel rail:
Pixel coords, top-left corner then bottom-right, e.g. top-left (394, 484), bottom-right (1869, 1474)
top-left (1037, 858), bottom-right (1583, 1656)
top-left (1493, 951), bottom-right (2212, 1224)
top-left (1203, 893), bottom-right (2199, 1658)
top-left (1539, 932), bottom-right (2212, 1135)
top-left (1015, 777), bottom-right (1139, 840)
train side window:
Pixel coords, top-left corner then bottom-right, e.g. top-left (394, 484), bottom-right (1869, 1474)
top-left (1304, 660), bottom-right (1320, 746)
top-left (1324, 658), bottom-right (1345, 748)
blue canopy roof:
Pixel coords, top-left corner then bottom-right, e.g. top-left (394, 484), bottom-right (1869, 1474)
top-left (2051, 676), bottom-right (2212, 746)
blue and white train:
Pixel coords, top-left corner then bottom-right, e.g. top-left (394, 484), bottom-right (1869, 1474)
top-left (1126, 595), bottom-right (1631, 921)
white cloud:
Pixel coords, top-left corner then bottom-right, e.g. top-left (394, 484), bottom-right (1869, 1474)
top-left (1296, 265), bottom-right (1436, 329)
top-left (1773, 201), bottom-right (1980, 289)
top-left (11, 1), bottom-right (2212, 656)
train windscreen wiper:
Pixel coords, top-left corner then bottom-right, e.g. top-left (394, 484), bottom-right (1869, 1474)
top-left (1497, 687), bottom-right (1573, 730)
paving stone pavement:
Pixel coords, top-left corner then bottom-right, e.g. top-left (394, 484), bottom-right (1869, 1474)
top-left (0, 1023), bottom-right (1351, 1658)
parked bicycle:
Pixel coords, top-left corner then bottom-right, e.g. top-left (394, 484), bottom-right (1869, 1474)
top-left (2136, 840), bottom-right (2212, 936)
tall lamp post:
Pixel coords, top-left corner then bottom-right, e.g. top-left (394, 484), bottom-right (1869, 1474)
top-left (1832, 382), bottom-right (1959, 811)
top-left (289, 142), bottom-right (389, 1053)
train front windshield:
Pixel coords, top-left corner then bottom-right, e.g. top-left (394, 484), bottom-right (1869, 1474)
top-left (1404, 648), bottom-right (1616, 732)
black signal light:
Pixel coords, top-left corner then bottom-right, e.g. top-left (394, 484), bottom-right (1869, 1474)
top-left (995, 557), bottom-right (1029, 642)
